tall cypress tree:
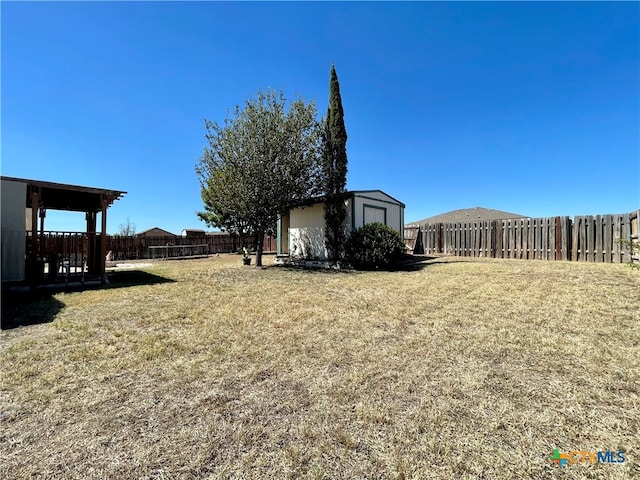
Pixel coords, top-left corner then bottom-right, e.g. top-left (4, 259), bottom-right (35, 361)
top-left (323, 64), bottom-right (348, 264)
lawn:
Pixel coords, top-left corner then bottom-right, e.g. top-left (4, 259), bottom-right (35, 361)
top-left (1, 255), bottom-right (638, 479)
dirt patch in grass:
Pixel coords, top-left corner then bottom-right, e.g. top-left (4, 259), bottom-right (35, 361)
top-left (1, 255), bottom-right (638, 479)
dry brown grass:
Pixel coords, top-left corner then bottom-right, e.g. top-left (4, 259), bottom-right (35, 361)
top-left (1, 255), bottom-right (639, 479)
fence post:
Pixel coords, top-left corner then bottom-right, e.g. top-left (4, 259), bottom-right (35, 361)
top-left (621, 213), bottom-right (632, 264)
top-left (594, 215), bottom-right (602, 262)
top-left (631, 210), bottom-right (639, 266)
top-left (561, 216), bottom-right (570, 261)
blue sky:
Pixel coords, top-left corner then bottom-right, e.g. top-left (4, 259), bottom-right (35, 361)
top-left (2, 1), bottom-right (638, 234)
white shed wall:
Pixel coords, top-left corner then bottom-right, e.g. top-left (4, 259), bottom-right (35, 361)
top-left (289, 203), bottom-right (327, 260)
top-left (282, 191), bottom-right (404, 260)
top-left (352, 192), bottom-right (404, 235)
top-left (1, 180), bottom-right (27, 282)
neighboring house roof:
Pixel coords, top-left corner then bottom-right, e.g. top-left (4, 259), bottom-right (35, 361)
top-left (285, 190), bottom-right (405, 210)
top-left (410, 207), bottom-right (527, 225)
top-left (137, 227), bottom-right (176, 237)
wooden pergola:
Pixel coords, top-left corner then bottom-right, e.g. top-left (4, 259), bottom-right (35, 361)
top-left (1, 176), bottom-right (126, 284)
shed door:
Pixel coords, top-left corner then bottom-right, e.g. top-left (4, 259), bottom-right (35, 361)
top-left (363, 205), bottom-right (386, 226)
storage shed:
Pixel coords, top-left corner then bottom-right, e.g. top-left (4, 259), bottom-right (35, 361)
top-left (277, 190), bottom-right (405, 260)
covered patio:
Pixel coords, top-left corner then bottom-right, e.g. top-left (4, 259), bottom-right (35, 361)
top-left (1, 176), bottom-right (126, 286)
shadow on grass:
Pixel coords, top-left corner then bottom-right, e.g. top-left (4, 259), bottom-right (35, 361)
top-left (272, 254), bottom-right (438, 274)
top-left (1, 290), bottom-right (64, 330)
top-left (385, 254), bottom-right (438, 272)
top-left (1, 270), bottom-right (174, 329)
top-left (105, 270), bottom-right (176, 288)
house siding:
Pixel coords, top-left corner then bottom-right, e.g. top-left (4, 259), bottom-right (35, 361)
top-left (1, 180), bottom-right (27, 282)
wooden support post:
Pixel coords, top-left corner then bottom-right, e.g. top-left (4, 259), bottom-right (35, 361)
top-left (29, 186), bottom-right (40, 286)
top-left (100, 195), bottom-right (108, 283)
top-left (39, 207), bottom-right (47, 268)
top-left (86, 211), bottom-right (97, 275)
top-left (39, 208), bottom-right (46, 236)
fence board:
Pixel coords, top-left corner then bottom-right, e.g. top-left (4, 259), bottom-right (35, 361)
top-left (588, 216), bottom-right (595, 261)
top-left (544, 218), bottom-right (549, 260)
top-left (535, 218), bottom-right (540, 259)
top-left (604, 215), bottom-right (612, 263)
top-left (561, 217), bottom-right (569, 261)
top-left (571, 217), bottom-right (579, 261)
top-left (622, 213), bottom-right (631, 263)
top-left (595, 215), bottom-right (602, 262)
top-left (632, 210), bottom-right (640, 265)
top-left (556, 217), bottom-right (562, 260)
top-left (613, 215), bottom-right (622, 263)
top-left (579, 217), bottom-right (586, 261)
top-left (106, 233), bottom-right (275, 260)
top-left (523, 218), bottom-right (529, 259)
top-left (504, 220), bottom-right (510, 259)
top-left (551, 217), bottom-right (557, 260)
top-left (502, 220), bottom-right (508, 258)
top-left (524, 218), bottom-right (533, 260)
top-left (516, 219), bottom-right (522, 259)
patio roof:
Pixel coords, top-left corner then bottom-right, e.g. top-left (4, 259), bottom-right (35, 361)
top-left (1, 176), bottom-right (126, 212)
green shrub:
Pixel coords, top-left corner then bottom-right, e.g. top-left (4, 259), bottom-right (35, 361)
top-left (345, 222), bottom-right (405, 270)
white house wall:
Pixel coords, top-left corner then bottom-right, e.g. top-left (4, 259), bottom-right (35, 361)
top-left (1, 179), bottom-right (27, 282)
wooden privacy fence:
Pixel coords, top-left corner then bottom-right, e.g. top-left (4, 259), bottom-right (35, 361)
top-left (106, 234), bottom-right (276, 260)
top-left (406, 211), bottom-right (639, 264)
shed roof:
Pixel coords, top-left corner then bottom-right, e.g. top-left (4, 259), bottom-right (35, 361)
top-left (285, 190), bottom-right (405, 211)
top-left (1, 176), bottom-right (126, 212)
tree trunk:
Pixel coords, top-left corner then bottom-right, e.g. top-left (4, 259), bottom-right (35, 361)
top-left (239, 231), bottom-right (245, 253)
top-left (255, 229), bottom-right (264, 267)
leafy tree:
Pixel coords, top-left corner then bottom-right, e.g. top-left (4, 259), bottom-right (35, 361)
top-left (196, 89), bottom-right (323, 266)
top-left (197, 168), bottom-right (252, 248)
top-left (322, 65), bottom-right (348, 264)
